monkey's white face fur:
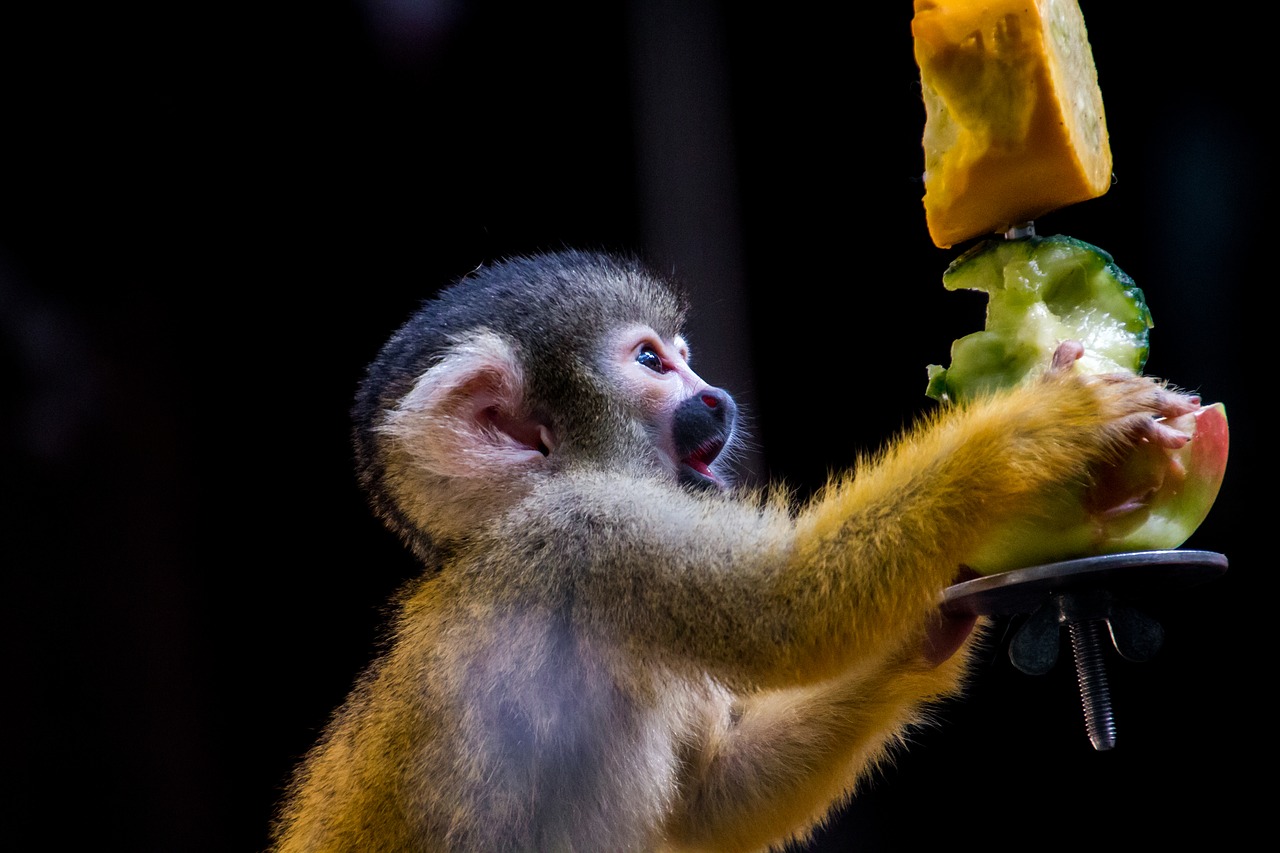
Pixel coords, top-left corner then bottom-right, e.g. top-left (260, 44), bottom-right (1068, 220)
top-left (602, 323), bottom-right (730, 486)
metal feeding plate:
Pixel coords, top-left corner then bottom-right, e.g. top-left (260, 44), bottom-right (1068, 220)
top-left (940, 549), bottom-right (1229, 618)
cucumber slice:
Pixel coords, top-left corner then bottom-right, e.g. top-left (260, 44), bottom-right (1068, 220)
top-left (926, 235), bottom-right (1152, 401)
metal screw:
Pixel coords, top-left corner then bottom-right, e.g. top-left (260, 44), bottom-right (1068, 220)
top-left (1009, 587), bottom-right (1162, 751)
top-left (1067, 617), bottom-right (1116, 751)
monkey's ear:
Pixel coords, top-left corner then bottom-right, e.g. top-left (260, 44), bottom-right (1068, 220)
top-left (378, 331), bottom-right (554, 479)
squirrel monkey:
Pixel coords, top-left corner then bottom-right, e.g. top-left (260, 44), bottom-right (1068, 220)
top-left (270, 250), bottom-right (1198, 852)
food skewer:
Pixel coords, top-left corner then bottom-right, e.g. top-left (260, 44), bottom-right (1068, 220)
top-left (914, 1), bottom-right (1231, 749)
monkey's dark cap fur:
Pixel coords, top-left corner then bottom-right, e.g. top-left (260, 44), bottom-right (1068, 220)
top-left (354, 250), bottom-right (688, 421)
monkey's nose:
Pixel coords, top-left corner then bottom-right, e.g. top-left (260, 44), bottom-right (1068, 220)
top-left (675, 386), bottom-right (737, 442)
top-left (697, 387), bottom-right (736, 426)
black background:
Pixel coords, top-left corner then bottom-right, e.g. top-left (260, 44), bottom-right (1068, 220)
top-left (3, 2), bottom-right (1267, 850)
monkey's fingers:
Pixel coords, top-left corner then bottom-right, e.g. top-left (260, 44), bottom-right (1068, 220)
top-left (1050, 341), bottom-right (1197, 414)
top-left (1138, 416), bottom-right (1194, 449)
top-left (1098, 375), bottom-right (1201, 448)
top-left (1049, 340), bottom-right (1085, 373)
top-left (1155, 388), bottom-right (1201, 419)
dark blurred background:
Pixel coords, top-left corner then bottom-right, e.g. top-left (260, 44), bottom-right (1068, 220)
top-left (2, 2), bottom-right (1267, 850)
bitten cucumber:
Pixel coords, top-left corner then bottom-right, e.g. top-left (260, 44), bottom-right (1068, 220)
top-left (926, 234), bottom-right (1151, 402)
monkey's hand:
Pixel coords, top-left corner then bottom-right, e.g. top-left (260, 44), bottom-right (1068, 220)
top-left (1050, 339), bottom-right (1201, 450)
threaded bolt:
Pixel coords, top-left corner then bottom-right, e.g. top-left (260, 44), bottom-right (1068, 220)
top-left (1068, 618), bottom-right (1116, 751)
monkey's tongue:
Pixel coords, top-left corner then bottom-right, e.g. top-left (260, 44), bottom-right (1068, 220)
top-left (683, 440), bottom-right (724, 481)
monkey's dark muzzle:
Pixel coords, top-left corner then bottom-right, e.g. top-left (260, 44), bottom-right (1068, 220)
top-left (673, 388), bottom-right (737, 490)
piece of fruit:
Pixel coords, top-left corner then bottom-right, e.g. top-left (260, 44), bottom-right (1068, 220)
top-left (924, 235), bottom-right (1229, 575)
top-left (912, 0), bottom-right (1112, 248)
top-left (926, 234), bottom-right (1151, 403)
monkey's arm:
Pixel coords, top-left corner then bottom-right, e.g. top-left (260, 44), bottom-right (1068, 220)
top-left (665, 643), bottom-right (972, 852)
top-left (573, 368), bottom-right (1186, 688)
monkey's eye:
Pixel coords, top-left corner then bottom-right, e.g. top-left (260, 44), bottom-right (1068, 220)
top-left (636, 346), bottom-right (666, 374)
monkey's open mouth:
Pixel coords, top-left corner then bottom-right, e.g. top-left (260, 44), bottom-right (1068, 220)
top-left (680, 439), bottom-right (725, 488)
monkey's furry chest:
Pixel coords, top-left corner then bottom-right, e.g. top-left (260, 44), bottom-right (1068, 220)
top-left (411, 598), bottom-right (719, 850)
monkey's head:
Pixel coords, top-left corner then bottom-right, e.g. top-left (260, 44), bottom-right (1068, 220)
top-left (353, 250), bottom-right (739, 565)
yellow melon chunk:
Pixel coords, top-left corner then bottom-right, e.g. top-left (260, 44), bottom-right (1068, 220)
top-left (912, 0), bottom-right (1112, 248)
